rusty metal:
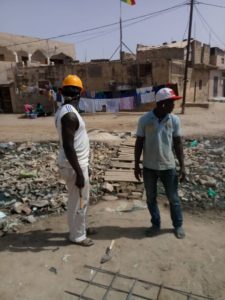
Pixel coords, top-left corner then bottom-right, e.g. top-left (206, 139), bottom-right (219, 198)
top-left (65, 265), bottom-right (214, 300)
top-left (76, 278), bottom-right (152, 300)
top-left (84, 265), bottom-right (214, 300)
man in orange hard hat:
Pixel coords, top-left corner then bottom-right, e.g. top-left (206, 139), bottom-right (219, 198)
top-left (55, 75), bottom-right (94, 246)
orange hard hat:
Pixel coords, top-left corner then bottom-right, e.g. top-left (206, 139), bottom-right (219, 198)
top-left (62, 75), bottom-right (83, 90)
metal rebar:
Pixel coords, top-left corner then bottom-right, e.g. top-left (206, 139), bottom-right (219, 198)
top-left (76, 278), bottom-right (152, 300)
top-left (156, 284), bottom-right (163, 300)
top-left (80, 270), bottom-right (98, 299)
top-left (126, 279), bottom-right (137, 300)
top-left (64, 290), bottom-right (94, 300)
top-left (102, 271), bottom-right (118, 300)
top-left (84, 265), bottom-right (214, 300)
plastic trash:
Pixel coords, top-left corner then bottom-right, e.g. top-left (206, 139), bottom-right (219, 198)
top-left (0, 142), bottom-right (15, 150)
top-left (0, 211), bottom-right (6, 219)
top-left (207, 188), bottom-right (217, 198)
top-left (190, 140), bottom-right (198, 147)
top-left (19, 170), bottom-right (37, 178)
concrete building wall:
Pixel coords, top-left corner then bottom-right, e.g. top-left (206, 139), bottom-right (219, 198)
top-left (215, 53), bottom-right (225, 68)
top-left (151, 59), bottom-right (170, 86)
top-left (188, 69), bottom-right (209, 102)
top-left (192, 40), bottom-right (202, 64)
top-left (31, 50), bottom-right (48, 64)
top-left (0, 32), bottom-right (76, 65)
top-left (137, 47), bottom-right (184, 62)
top-left (0, 47), bottom-right (16, 62)
top-left (210, 47), bottom-right (225, 68)
top-left (209, 69), bottom-right (225, 98)
top-left (202, 44), bottom-right (210, 65)
top-left (0, 62), bottom-right (16, 83)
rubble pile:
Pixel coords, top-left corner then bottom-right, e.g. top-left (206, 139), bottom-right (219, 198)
top-left (179, 138), bottom-right (225, 209)
top-left (0, 136), bottom-right (224, 235)
top-left (0, 141), bottom-right (119, 234)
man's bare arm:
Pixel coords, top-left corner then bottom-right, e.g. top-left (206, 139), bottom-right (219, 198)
top-left (134, 136), bottom-right (144, 181)
top-left (173, 136), bottom-right (186, 182)
top-left (61, 112), bottom-right (84, 188)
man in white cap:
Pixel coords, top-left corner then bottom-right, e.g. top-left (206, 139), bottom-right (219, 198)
top-left (134, 87), bottom-right (185, 239)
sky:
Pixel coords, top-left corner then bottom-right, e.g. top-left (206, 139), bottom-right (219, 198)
top-left (0, 0), bottom-right (224, 62)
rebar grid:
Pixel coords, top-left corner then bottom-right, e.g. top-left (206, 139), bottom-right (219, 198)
top-left (65, 265), bottom-right (214, 300)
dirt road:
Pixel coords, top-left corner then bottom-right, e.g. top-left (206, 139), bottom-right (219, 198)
top-left (0, 103), bottom-right (225, 299)
top-left (0, 103), bottom-right (225, 142)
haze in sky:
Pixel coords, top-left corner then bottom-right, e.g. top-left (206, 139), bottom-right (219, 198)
top-left (0, 0), bottom-right (224, 62)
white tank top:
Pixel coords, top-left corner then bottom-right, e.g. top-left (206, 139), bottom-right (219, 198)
top-left (55, 104), bottom-right (89, 168)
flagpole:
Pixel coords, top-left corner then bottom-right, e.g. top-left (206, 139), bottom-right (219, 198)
top-left (120, 0), bottom-right (123, 62)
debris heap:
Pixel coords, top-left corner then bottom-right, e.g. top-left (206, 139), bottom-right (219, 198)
top-left (0, 136), bottom-right (224, 235)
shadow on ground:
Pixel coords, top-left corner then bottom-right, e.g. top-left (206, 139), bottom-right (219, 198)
top-left (0, 226), bottom-right (174, 253)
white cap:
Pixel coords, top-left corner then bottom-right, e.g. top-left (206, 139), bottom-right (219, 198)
top-left (155, 87), bottom-right (182, 103)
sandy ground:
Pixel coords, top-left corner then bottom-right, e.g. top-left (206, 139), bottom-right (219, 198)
top-left (0, 200), bottom-right (225, 300)
top-left (0, 103), bottom-right (225, 300)
top-left (0, 102), bottom-right (225, 142)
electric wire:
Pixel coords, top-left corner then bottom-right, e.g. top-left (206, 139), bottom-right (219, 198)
top-left (196, 1), bottom-right (225, 9)
top-left (2, 2), bottom-right (188, 49)
top-left (195, 5), bottom-right (225, 48)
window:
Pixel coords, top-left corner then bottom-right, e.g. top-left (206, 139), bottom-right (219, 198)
top-left (199, 80), bottom-right (202, 90)
top-left (0, 54), bottom-right (5, 61)
top-left (221, 57), bottom-right (225, 64)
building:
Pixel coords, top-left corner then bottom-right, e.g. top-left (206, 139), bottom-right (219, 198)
top-left (0, 32), bottom-right (76, 112)
top-left (136, 39), bottom-right (216, 104)
top-left (209, 47), bottom-right (225, 100)
top-left (0, 34), bottom-right (222, 113)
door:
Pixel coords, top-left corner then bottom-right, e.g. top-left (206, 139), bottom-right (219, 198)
top-left (213, 76), bottom-right (218, 97)
top-left (223, 79), bottom-right (225, 97)
top-left (0, 87), bottom-right (13, 113)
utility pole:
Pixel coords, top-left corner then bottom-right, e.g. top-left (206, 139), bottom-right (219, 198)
top-left (181, 0), bottom-right (194, 114)
top-left (120, 0), bottom-right (123, 62)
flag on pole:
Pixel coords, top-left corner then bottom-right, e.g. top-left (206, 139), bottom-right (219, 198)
top-left (121, 0), bottom-right (136, 5)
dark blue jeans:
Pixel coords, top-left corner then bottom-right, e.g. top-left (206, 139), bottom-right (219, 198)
top-left (143, 168), bottom-right (183, 228)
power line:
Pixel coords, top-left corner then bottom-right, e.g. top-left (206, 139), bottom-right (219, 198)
top-left (66, 2), bottom-right (188, 53)
top-left (3, 2), bottom-right (188, 49)
top-left (196, 1), bottom-right (225, 9)
top-left (195, 5), bottom-right (225, 48)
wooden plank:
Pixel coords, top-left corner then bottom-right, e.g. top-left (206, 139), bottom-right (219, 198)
top-left (104, 169), bottom-right (143, 182)
top-left (105, 169), bottom-right (132, 174)
top-left (121, 140), bottom-right (136, 147)
top-left (119, 147), bottom-right (134, 153)
top-left (119, 146), bottom-right (134, 150)
top-left (111, 157), bottom-right (134, 162)
top-left (118, 152), bottom-right (134, 155)
top-left (111, 157), bottom-right (142, 162)
top-left (104, 174), bottom-right (142, 183)
top-left (110, 162), bottom-right (135, 169)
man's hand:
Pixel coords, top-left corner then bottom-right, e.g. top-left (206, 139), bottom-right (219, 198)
top-left (134, 165), bottom-right (142, 181)
top-left (179, 166), bottom-right (186, 182)
top-left (76, 171), bottom-right (85, 188)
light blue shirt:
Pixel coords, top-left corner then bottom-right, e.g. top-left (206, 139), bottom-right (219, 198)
top-left (136, 111), bottom-right (181, 170)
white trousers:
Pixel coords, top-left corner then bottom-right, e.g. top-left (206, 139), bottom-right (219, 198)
top-left (59, 166), bottom-right (89, 242)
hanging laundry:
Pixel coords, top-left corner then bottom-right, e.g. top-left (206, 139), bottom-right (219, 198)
top-left (136, 86), bottom-right (155, 104)
top-left (80, 98), bottom-right (96, 113)
top-left (95, 99), bottom-right (107, 112)
top-left (119, 96), bottom-right (134, 110)
top-left (106, 98), bottom-right (120, 113)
